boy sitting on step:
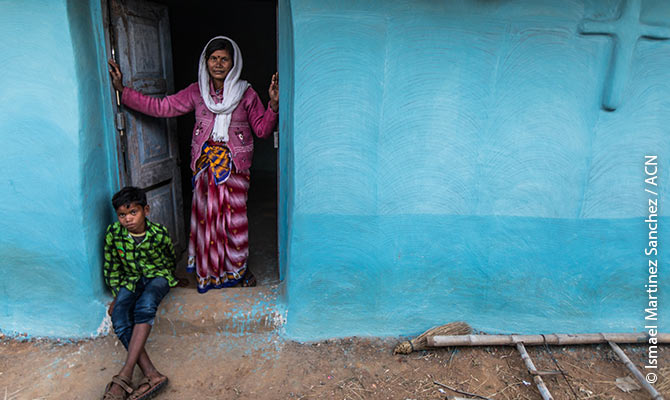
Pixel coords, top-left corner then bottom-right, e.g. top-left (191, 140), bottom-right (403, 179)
top-left (102, 186), bottom-right (177, 400)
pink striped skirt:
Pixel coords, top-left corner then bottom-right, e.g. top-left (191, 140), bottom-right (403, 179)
top-left (187, 166), bottom-right (250, 293)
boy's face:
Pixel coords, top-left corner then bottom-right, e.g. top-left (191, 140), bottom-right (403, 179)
top-left (116, 203), bottom-right (149, 234)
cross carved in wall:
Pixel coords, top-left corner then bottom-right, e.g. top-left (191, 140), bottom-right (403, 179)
top-left (578, 0), bottom-right (670, 111)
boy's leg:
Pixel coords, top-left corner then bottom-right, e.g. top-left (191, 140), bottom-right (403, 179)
top-left (117, 323), bottom-right (151, 378)
top-left (111, 288), bottom-right (139, 349)
top-left (136, 349), bottom-right (158, 377)
top-left (126, 277), bottom-right (170, 399)
top-left (106, 288), bottom-right (139, 397)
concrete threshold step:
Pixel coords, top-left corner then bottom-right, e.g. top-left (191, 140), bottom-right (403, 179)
top-left (150, 285), bottom-right (284, 337)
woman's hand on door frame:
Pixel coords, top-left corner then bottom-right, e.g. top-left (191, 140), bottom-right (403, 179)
top-left (108, 59), bottom-right (125, 94)
top-left (268, 72), bottom-right (278, 112)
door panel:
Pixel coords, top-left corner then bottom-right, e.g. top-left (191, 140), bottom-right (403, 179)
top-left (110, 0), bottom-right (185, 252)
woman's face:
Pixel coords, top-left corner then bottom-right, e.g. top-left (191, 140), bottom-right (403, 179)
top-left (207, 49), bottom-right (233, 82)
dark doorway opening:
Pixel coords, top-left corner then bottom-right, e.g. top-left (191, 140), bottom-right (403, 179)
top-left (159, 0), bottom-right (279, 286)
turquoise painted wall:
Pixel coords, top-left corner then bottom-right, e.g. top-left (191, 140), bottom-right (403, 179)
top-left (0, 0), bottom-right (117, 337)
top-left (282, 0), bottom-right (670, 340)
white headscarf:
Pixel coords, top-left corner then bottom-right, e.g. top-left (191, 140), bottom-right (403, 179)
top-left (198, 36), bottom-right (250, 142)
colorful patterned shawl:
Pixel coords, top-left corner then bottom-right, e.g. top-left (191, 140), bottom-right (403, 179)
top-left (193, 142), bottom-right (233, 186)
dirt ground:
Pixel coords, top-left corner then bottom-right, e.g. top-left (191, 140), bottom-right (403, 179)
top-left (1, 330), bottom-right (668, 400)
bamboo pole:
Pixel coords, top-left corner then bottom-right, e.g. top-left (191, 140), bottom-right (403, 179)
top-left (427, 332), bottom-right (670, 347)
top-left (516, 342), bottom-right (554, 400)
top-left (608, 341), bottom-right (664, 400)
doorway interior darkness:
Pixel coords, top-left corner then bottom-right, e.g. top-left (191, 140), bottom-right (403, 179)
top-left (157, 0), bottom-right (279, 286)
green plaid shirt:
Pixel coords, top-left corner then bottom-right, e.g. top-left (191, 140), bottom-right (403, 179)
top-left (103, 220), bottom-right (178, 297)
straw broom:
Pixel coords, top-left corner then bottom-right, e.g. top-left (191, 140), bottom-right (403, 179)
top-left (394, 321), bottom-right (472, 354)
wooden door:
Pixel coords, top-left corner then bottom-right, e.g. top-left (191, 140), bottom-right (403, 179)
top-left (109, 0), bottom-right (185, 252)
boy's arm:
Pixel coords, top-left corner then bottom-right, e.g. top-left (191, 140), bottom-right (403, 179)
top-left (163, 231), bottom-right (176, 273)
top-left (103, 226), bottom-right (122, 297)
top-left (153, 224), bottom-right (176, 272)
top-left (161, 228), bottom-right (189, 286)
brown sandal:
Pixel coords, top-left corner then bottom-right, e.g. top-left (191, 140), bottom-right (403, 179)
top-left (102, 374), bottom-right (134, 400)
top-left (128, 375), bottom-right (168, 400)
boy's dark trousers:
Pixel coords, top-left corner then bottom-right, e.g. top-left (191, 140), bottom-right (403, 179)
top-left (111, 276), bottom-right (170, 349)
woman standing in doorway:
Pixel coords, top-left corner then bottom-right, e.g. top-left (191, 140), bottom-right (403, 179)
top-left (109, 36), bottom-right (278, 293)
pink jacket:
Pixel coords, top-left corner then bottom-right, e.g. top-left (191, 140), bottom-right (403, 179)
top-left (122, 82), bottom-right (278, 171)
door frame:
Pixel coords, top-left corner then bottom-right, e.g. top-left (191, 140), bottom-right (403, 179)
top-left (100, 0), bottom-right (129, 187)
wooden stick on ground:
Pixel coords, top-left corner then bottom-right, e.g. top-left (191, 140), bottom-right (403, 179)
top-left (607, 341), bottom-right (664, 400)
top-left (427, 332), bottom-right (670, 347)
top-left (515, 342), bottom-right (554, 400)
top-left (433, 381), bottom-right (493, 400)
